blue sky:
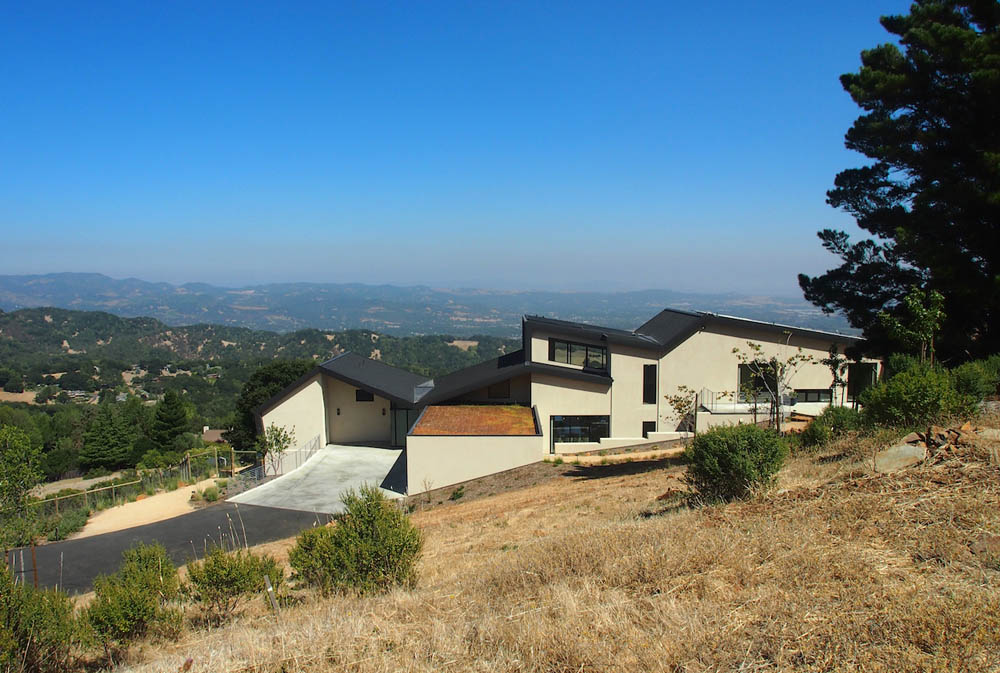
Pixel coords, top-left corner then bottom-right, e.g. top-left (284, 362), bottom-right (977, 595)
top-left (0, 1), bottom-right (911, 294)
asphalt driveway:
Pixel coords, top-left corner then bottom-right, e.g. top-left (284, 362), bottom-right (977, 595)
top-left (229, 444), bottom-right (406, 514)
top-left (6, 503), bottom-right (319, 594)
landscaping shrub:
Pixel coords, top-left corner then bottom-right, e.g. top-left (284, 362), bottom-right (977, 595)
top-left (85, 543), bottom-right (180, 657)
top-left (48, 507), bottom-right (90, 541)
top-left (801, 405), bottom-right (864, 447)
top-left (950, 361), bottom-right (996, 402)
top-left (289, 484), bottom-right (422, 595)
top-left (0, 564), bottom-right (78, 673)
top-left (185, 547), bottom-right (283, 621)
top-left (201, 485), bottom-right (219, 502)
top-left (683, 425), bottom-right (788, 502)
top-left (798, 419), bottom-right (831, 448)
top-left (861, 366), bottom-right (971, 428)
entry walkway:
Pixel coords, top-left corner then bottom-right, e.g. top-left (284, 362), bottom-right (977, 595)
top-left (230, 444), bottom-right (405, 514)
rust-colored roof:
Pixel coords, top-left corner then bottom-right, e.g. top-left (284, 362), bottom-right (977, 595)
top-left (201, 429), bottom-right (226, 444)
top-left (411, 405), bottom-right (538, 436)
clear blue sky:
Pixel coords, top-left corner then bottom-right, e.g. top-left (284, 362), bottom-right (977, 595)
top-left (0, 1), bottom-right (911, 294)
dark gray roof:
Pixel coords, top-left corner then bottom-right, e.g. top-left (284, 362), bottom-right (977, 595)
top-left (419, 348), bottom-right (612, 405)
top-left (634, 308), bottom-right (707, 351)
top-left (523, 315), bottom-right (661, 350)
top-left (319, 352), bottom-right (431, 406)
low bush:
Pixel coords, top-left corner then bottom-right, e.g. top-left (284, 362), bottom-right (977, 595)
top-left (0, 564), bottom-right (78, 673)
top-left (798, 419), bottom-right (831, 448)
top-left (48, 507), bottom-right (90, 541)
top-left (861, 366), bottom-right (972, 428)
top-left (448, 485), bottom-right (465, 501)
top-left (185, 547), bottom-right (283, 621)
top-left (800, 406), bottom-right (863, 448)
top-left (683, 425), bottom-right (788, 502)
top-left (950, 361), bottom-right (996, 402)
top-left (289, 485), bottom-right (423, 595)
top-left (201, 485), bottom-right (219, 502)
top-left (85, 543), bottom-right (181, 659)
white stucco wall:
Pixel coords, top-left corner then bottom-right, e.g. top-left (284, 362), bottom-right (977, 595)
top-left (609, 345), bottom-right (658, 438)
top-left (658, 324), bottom-right (874, 430)
top-left (530, 373), bottom-right (611, 454)
top-left (259, 374), bottom-right (327, 451)
top-left (405, 433), bottom-right (544, 494)
top-left (324, 377), bottom-right (392, 444)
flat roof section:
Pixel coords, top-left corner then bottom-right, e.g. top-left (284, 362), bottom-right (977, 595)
top-left (410, 405), bottom-right (539, 436)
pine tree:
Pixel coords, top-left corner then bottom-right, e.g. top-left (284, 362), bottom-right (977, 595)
top-left (799, 1), bottom-right (1000, 359)
top-left (80, 405), bottom-right (133, 469)
top-left (151, 390), bottom-right (189, 452)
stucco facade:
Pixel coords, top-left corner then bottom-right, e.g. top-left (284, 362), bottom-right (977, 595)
top-left (259, 374), bottom-right (327, 451)
top-left (324, 377), bottom-right (392, 444)
top-left (406, 432), bottom-right (542, 494)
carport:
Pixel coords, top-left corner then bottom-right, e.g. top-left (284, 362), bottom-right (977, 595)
top-left (230, 444), bottom-right (405, 514)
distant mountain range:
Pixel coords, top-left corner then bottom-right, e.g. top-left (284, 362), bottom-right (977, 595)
top-left (0, 273), bottom-right (854, 337)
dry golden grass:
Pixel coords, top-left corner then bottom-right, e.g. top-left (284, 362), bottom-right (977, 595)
top-left (117, 420), bottom-right (1000, 673)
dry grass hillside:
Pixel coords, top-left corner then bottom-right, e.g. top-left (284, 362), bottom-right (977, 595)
top-left (123, 417), bottom-right (1000, 673)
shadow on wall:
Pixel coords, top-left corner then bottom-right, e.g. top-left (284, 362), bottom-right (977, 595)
top-left (381, 451), bottom-right (407, 494)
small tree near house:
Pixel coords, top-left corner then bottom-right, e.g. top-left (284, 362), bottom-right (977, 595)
top-left (732, 341), bottom-right (814, 433)
top-left (663, 385), bottom-right (697, 432)
top-left (820, 345), bottom-right (849, 407)
top-left (257, 423), bottom-right (295, 476)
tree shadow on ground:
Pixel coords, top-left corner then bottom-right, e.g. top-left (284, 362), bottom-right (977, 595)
top-left (565, 454), bottom-right (686, 481)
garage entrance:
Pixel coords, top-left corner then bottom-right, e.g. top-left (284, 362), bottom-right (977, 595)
top-left (391, 408), bottom-right (422, 447)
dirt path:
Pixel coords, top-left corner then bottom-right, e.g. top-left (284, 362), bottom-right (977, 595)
top-left (568, 446), bottom-right (685, 465)
top-left (69, 478), bottom-right (219, 539)
top-left (34, 471), bottom-right (125, 497)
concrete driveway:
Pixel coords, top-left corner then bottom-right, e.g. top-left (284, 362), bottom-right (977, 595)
top-left (230, 444), bottom-right (405, 514)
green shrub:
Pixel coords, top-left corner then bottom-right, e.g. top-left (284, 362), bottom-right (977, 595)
top-left (0, 564), bottom-right (78, 673)
top-left (448, 485), bottom-right (464, 501)
top-left (201, 485), bottom-right (219, 502)
top-left (861, 366), bottom-right (971, 428)
top-left (885, 353), bottom-right (922, 379)
top-left (817, 406), bottom-right (862, 435)
top-left (683, 425), bottom-right (788, 502)
top-left (185, 547), bottom-right (283, 621)
top-left (48, 507), bottom-right (90, 541)
top-left (950, 361), bottom-right (996, 402)
top-left (799, 420), bottom-right (832, 448)
top-left (288, 485), bottom-right (422, 595)
top-left (85, 543), bottom-right (180, 656)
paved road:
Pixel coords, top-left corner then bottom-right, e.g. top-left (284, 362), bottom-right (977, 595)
top-left (230, 444), bottom-right (405, 514)
top-left (6, 503), bottom-right (319, 594)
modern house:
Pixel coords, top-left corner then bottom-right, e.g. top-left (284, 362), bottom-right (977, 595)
top-left (256, 308), bottom-right (875, 494)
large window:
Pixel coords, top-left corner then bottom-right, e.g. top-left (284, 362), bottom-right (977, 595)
top-left (643, 364), bottom-right (656, 404)
top-left (847, 363), bottom-right (878, 402)
top-left (548, 338), bottom-right (607, 370)
top-left (551, 415), bottom-right (609, 446)
top-left (738, 362), bottom-right (778, 403)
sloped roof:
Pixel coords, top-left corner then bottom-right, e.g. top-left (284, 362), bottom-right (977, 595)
top-left (319, 352), bottom-right (431, 406)
top-left (523, 315), bottom-right (661, 350)
top-left (410, 405), bottom-right (539, 436)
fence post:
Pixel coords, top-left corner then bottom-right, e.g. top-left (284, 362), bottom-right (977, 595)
top-left (112, 483), bottom-right (116, 504)
top-left (54, 496), bottom-right (59, 516)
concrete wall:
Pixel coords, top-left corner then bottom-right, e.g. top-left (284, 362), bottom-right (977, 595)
top-left (530, 373), bottom-right (611, 454)
top-left (609, 345), bottom-right (658, 438)
top-left (451, 374), bottom-right (531, 404)
top-left (405, 432), bottom-right (544, 494)
top-left (658, 323), bottom-right (873, 430)
top-left (260, 374), bottom-right (327, 450)
top-left (324, 377), bottom-right (392, 444)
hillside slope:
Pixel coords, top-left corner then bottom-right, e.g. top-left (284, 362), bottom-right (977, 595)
top-left (0, 307), bottom-right (520, 377)
top-left (124, 421), bottom-right (1000, 672)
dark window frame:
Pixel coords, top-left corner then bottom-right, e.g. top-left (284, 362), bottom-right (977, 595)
top-left (547, 338), bottom-right (608, 371)
top-left (738, 362), bottom-right (779, 403)
top-left (793, 389), bottom-right (833, 403)
top-left (642, 364), bottom-right (656, 404)
top-left (847, 362), bottom-right (878, 402)
top-left (355, 389), bottom-right (375, 402)
top-left (550, 415), bottom-right (610, 447)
